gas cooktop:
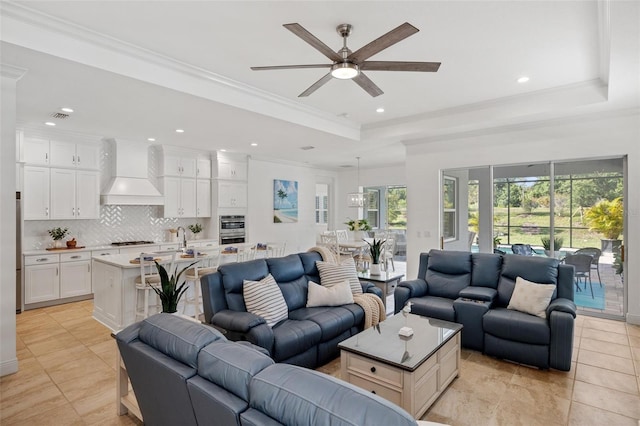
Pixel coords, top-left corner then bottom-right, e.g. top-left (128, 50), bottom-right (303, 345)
top-left (111, 241), bottom-right (155, 246)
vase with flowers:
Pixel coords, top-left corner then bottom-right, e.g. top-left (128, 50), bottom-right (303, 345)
top-left (48, 227), bottom-right (69, 248)
top-left (344, 218), bottom-right (372, 241)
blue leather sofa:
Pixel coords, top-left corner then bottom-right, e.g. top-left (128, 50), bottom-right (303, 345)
top-left (116, 314), bottom-right (418, 426)
top-left (394, 250), bottom-right (576, 371)
top-left (201, 252), bottom-right (383, 369)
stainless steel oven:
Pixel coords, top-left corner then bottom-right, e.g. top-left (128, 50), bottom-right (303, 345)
top-left (219, 215), bottom-right (245, 245)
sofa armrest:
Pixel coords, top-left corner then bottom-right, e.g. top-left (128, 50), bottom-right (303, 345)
top-left (458, 287), bottom-right (497, 303)
top-left (361, 281), bottom-right (383, 299)
top-left (212, 310), bottom-right (266, 333)
top-left (546, 298), bottom-right (577, 319)
top-left (398, 279), bottom-right (428, 298)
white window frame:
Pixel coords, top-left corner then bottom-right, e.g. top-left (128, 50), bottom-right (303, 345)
top-left (443, 176), bottom-right (457, 242)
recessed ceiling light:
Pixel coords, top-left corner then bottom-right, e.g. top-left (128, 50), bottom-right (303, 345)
top-left (220, 149), bottom-right (227, 152)
top-left (60, 107), bottom-right (74, 113)
top-left (517, 76), bottom-right (530, 83)
top-left (250, 143), bottom-right (258, 147)
top-left (147, 138), bottom-right (156, 142)
top-left (44, 122), bottom-right (56, 126)
top-left (376, 107), bottom-right (385, 113)
top-left (176, 129), bottom-right (185, 133)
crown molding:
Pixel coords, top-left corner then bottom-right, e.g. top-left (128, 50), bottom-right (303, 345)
top-left (17, 122), bottom-right (104, 142)
top-left (0, 63), bottom-right (28, 80)
top-left (1, 2), bottom-right (361, 140)
top-left (402, 106), bottom-right (640, 146)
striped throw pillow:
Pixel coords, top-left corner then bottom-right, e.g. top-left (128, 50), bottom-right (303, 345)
top-left (316, 257), bottom-right (363, 295)
top-left (243, 274), bottom-right (288, 327)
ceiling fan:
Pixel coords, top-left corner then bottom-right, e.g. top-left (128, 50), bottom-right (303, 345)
top-left (251, 22), bottom-right (441, 97)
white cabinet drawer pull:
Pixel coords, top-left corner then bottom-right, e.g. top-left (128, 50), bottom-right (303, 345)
top-left (71, 255), bottom-right (81, 259)
top-left (36, 258), bottom-right (48, 262)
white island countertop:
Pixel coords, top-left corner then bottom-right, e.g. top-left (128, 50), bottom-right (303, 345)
top-left (91, 253), bottom-right (183, 269)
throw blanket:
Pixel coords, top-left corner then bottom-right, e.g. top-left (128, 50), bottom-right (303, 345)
top-left (308, 246), bottom-right (386, 329)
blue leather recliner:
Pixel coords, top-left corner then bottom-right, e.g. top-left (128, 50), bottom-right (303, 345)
top-left (116, 314), bottom-right (418, 426)
top-left (394, 249), bottom-right (576, 371)
top-left (200, 251), bottom-right (383, 369)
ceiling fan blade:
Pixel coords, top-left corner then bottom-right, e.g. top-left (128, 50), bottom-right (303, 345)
top-left (299, 72), bottom-right (333, 97)
top-left (251, 64), bottom-right (332, 71)
top-left (348, 22), bottom-right (419, 63)
top-left (284, 23), bottom-right (342, 62)
top-left (352, 72), bottom-right (383, 97)
top-left (360, 61), bottom-right (441, 72)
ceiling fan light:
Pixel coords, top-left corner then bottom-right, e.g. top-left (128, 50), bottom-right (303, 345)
top-left (331, 63), bottom-right (359, 79)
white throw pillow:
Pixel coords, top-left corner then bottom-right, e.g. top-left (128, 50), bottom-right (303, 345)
top-left (306, 280), bottom-right (354, 308)
top-left (316, 257), bottom-right (363, 294)
top-left (507, 276), bottom-right (556, 319)
top-left (243, 274), bottom-right (288, 327)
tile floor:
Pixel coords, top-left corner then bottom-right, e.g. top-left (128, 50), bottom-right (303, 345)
top-left (2, 301), bottom-right (640, 426)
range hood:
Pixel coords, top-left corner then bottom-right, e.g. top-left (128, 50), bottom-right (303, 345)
top-left (101, 139), bottom-right (164, 205)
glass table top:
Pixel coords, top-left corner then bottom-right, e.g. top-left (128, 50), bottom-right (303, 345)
top-left (338, 313), bottom-right (462, 371)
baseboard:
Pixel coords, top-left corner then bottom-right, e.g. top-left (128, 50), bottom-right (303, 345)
top-left (0, 357), bottom-right (18, 377)
top-left (626, 312), bottom-right (640, 325)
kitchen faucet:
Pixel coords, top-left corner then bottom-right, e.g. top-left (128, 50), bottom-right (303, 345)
top-left (176, 226), bottom-right (187, 251)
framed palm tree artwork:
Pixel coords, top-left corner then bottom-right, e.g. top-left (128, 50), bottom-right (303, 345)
top-left (274, 179), bottom-right (298, 223)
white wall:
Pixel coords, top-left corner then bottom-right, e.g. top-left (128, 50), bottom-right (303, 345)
top-left (1, 66), bottom-right (24, 376)
top-left (405, 111), bottom-right (640, 324)
top-left (246, 158), bottom-right (337, 253)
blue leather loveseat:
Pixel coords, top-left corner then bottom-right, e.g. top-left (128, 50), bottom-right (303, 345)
top-left (116, 314), bottom-right (418, 426)
top-left (394, 250), bottom-right (576, 371)
top-left (201, 251), bottom-right (382, 369)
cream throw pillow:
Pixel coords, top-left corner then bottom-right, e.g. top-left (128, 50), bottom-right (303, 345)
top-left (316, 257), bottom-right (363, 294)
top-left (243, 274), bottom-right (288, 327)
top-left (507, 276), bottom-right (556, 319)
top-left (306, 280), bottom-right (354, 307)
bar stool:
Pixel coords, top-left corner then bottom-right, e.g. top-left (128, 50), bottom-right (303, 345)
top-left (181, 247), bottom-right (220, 319)
top-left (134, 252), bottom-right (176, 320)
top-left (266, 241), bottom-right (286, 258)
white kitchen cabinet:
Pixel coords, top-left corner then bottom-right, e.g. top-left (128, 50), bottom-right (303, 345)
top-left (197, 158), bottom-right (211, 179)
top-left (162, 152), bottom-right (197, 178)
top-left (218, 160), bottom-right (247, 180)
top-left (23, 166), bottom-right (50, 220)
top-left (50, 168), bottom-right (100, 220)
top-left (161, 177), bottom-right (197, 217)
top-left (22, 137), bottom-right (50, 165)
top-left (196, 179), bottom-right (211, 217)
top-left (118, 246), bottom-right (160, 255)
top-left (50, 141), bottom-right (100, 170)
top-left (60, 252), bottom-right (92, 298)
top-left (218, 182), bottom-right (247, 208)
top-left (24, 254), bottom-right (60, 304)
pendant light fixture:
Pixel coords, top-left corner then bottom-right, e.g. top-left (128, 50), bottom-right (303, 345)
top-left (347, 157), bottom-right (365, 208)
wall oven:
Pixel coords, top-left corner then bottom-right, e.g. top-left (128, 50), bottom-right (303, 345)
top-left (219, 215), bottom-right (246, 245)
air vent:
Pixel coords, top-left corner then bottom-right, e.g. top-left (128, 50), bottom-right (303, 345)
top-left (50, 112), bottom-right (69, 119)
top-left (300, 146), bottom-right (315, 151)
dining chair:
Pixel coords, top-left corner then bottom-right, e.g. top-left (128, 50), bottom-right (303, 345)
top-left (381, 237), bottom-right (396, 271)
top-left (564, 253), bottom-right (594, 298)
top-left (574, 247), bottom-right (602, 286)
top-left (266, 241), bottom-right (286, 258)
top-left (320, 232), bottom-right (340, 257)
top-left (182, 247), bottom-right (220, 319)
top-left (134, 251), bottom-right (176, 320)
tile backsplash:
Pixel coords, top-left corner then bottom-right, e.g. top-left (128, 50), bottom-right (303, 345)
top-left (22, 205), bottom-right (211, 249)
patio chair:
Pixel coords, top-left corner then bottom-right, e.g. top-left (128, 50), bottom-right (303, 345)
top-left (511, 243), bottom-right (540, 256)
top-left (574, 247), bottom-right (602, 286)
top-left (564, 253), bottom-right (594, 298)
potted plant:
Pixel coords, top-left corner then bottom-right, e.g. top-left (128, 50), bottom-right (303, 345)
top-left (584, 197), bottom-right (623, 253)
top-left (152, 260), bottom-right (197, 313)
top-left (344, 218), bottom-right (372, 240)
top-left (48, 227), bottom-right (69, 248)
top-left (365, 238), bottom-right (385, 275)
top-left (541, 236), bottom-right (564, 258)
top-left (188, 223), bottom-right (203, 239)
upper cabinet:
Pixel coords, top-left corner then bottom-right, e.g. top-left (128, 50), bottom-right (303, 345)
top-left (159, 146), bottom-right (211, 218)
top-left (22, 137), bottom-right (50, 166)
top-left (217, 158), bottom-right (247, 180)
top-left (21, 137), bottom-right (100, 170)
top-left (50, 140), bottom-right (100, 170)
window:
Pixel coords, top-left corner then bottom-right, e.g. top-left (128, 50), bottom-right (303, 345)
top-left (365, 189), bottom-right (380, 228)
top-left (443, 176), bottom-right (457, 240)
top-left (315, 194), bottom-right (328, 224)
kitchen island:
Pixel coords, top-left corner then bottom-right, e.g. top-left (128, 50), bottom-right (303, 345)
top-left (92, 252), bottom-right (200, 332)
